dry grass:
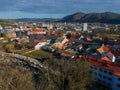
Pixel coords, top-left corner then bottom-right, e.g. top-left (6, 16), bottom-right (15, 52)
top-left (0, 59), bottom-right (35, 90)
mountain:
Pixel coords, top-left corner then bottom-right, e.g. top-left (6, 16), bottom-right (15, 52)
top-left (60, 12), bottom-right (120, 24)
top-left (16, 18), bottom-right (60, 22)
top-left (60, 12), bottom-right (85, 22)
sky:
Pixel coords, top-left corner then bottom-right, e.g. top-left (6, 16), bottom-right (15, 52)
top-left (0, 0), bottom-right (120, 19)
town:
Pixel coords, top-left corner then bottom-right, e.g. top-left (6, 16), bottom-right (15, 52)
top-left (0, 20), bottom-right (120, 90)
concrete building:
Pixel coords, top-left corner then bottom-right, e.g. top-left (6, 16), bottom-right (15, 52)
top-left (82, 23), bottom-right (88, 31)
top-left (87, 56), bottom-right (120, 90)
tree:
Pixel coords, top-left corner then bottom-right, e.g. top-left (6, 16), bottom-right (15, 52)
top-left (45, 58), bottom-right (94, 90)
top-left (0, 33), bottom-right (5, 37)
top-left (4, 43), bottom-right (14, 53)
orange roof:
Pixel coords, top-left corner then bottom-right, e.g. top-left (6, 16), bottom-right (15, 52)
top-left (97, 44), bottom-right (110, 53)
top-left (97, 46), bottom-right (104, 54)
top-left (86, 37), bottom-right (92, 42)
top-left (6, 33), bottom-right (16, 38)
top-left (29, 30), bottom-right (43, 32)
top-left (28, 30), bottom-right (46, 35)
top-left (50, 33), bottom-right (64, 37)
top-left (61, 53), bottom-right (72, 57)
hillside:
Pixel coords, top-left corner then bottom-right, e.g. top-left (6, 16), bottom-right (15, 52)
top-left (16, 18), bottom-right (60, 22)
top-left (0, 51), bottom-right (98, 90)
top-left (0, 56), bottom-right (35, 90)
top-left (60, 12), bottom-right (120, 24)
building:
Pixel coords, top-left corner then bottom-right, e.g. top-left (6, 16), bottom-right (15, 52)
top-left (42, 23), bottom-right (53, 30)
top-left (6, 33), bottom-right (16, 38)
top-left (27, 30), bottom-right (47, 40)
top-left (34, 39), bottom-right (49, 50)
top-left (4, 29), bottom-right (16, 38)
top-left (87, 56), bottom-right (120, 90)
top-left (53, 38), bottom-right (69, 49)
top-left (35, 42), bottom-right (46, 50)
top-left (82, 23), bottom-right (88, 31)
top-left (27, 30), bottom-right (46, 35)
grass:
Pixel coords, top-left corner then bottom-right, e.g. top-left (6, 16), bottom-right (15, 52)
top-left (107, 34), bottom-right (120, 39)
top-left (23, 50), bottom-right (53, 59)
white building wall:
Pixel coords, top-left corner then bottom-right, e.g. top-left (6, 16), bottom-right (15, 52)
top-left (82, 23), bottom-right (88, 31)
top-left (35, 42), bottom-right (46, 50)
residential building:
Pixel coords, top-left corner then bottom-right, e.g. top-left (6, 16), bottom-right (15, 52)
top-left (27, 30), bottom-right (46, 35)
top-left (87, 56), bottom-right (120, 90)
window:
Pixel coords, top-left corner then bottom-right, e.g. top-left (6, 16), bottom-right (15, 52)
top-left (108, 77), bottom-right (112, 81)
top-left (102, 81), bottom-right (106, 84)
top-left (99, 74), bottom-right (102, 77)
top-left (99, 69), bottom-right (103, 71)
top-left (109, 72), bottom-right (113, 75)
top-left (117, 84), bottom-right (120, 88)
top-left (104, 70), bottom-right (107, 73)
top-left (118, 77), bottom-right (120, 81)
top-left (103, 76), bottom-right (107, 79)
top-left (107, 83), bottom-right (111, 86)
top-left (97, 79), bottom-right (101, 82)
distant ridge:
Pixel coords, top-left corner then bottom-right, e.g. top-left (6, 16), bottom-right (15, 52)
top-left (59, 12), bottom-right (120, 24)
top-left (16, 18), bottom-right (60, 22)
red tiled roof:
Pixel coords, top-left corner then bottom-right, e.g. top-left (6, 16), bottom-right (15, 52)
top-left (61, 53), bottom-right (72, 57)
top-left (28, 30), bottom-right (46, 35)
top-left (6, 33), bottom-right (16, 38)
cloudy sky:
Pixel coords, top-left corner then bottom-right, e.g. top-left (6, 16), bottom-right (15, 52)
top-left (0, 0), bottom-right (119, 18)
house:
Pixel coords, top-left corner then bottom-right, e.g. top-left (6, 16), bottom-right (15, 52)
top-left (53, 37), bottom-right (69, 49)
top-left (35, 42), bottom-right (46, 50)
top-left (28, 30), bottom-right (47, 40)
top-left (2, 29), bottom-right (16, 38)
top-left (27, 30), bottom-right (46, 35)
top-left (6, 33), bottom-right (16, 38)
top-left (60, 52), bottom-right (73, 61)
top-left (34, 39), bottom-right (50, 50)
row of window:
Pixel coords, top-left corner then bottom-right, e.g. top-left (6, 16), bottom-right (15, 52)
top-left (97, 78), bottom-right (111, 86)
top-left (90, 70), bottom-right (113, 82)
top-left (117, 84), bottom-right (120, 88)
top-left (99, 69), bottom-right (113, 75)
top-left (90, 66), bottom-right (113, 75)
top-left (118, 77), bottom-right (120, 81)
top-left (97, 79), bottom-right (120, 89)
top-left (98, 74), bottom-right (112, 81)
top-left (91, 66), bottom-right (120, 89)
